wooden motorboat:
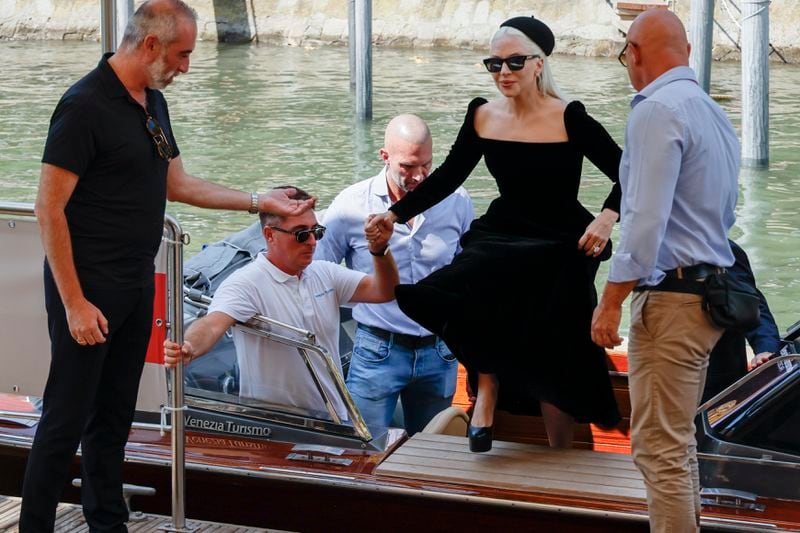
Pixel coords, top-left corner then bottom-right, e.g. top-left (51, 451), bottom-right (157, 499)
top-left (1, 203), bottom-right (799, 532)
top-left (2, 354), bottom-right (800, 532)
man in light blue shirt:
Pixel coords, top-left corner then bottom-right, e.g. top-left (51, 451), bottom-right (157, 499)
top-left (316, 114), bottom-right (473, 434)
top-left (591, 10), bottom-right (739, 532)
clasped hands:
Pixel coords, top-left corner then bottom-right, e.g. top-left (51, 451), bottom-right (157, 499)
top-left (365, 211), bottom-right (397, 254)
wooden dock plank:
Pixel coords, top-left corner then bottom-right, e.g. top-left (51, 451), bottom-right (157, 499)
top-left (0, 495), bottom-right (285, 532)
top-left (376, 433), bottom-right (647, 505)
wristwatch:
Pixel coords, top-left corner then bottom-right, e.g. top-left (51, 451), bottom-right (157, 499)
top-left (248, 192), bottom-right (259, 214)
top-left (370, 246), bottom-right (390, 257)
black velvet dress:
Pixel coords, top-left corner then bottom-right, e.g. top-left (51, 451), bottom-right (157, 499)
top-left (391, 98), bottom-right (622, 427)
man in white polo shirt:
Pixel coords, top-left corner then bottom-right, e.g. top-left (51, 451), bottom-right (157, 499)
top-left (164, 186), bottom-right (399, 419)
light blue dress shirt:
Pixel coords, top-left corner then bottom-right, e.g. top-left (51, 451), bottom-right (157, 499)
top-left (609, 66), bottom-right (739, 286)
top-left (315, 168), bottom-right (474, 336)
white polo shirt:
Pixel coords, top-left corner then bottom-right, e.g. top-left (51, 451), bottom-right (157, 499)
top-left (208, 253), bottom-right (366, 420)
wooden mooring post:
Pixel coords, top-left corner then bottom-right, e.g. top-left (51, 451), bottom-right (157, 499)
top-left (348, 0), bottom-right (356, 92)
top-left (100, 0), bottom-right (133, 53)
top-left (689, 0), bottom-right (714, 93)
top-left (116, 0), bottom-right (133, 48)
top-left (741, 0), bottom-right (769, 168)
top-left (100, 0), bottom-right (117, 54)
top-left (353, 0), bottom-right (373, 120)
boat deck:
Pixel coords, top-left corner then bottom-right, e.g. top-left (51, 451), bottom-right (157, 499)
top-left (0, 495), bottom-right (288, 533)
top-left (376, 433), bottom-right (647, 504)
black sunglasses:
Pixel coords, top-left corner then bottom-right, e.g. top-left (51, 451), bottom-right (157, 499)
top-left (145, 114), bottom-right (174, 161)
top-left (270, 224), bottom-right (326, 243)
top-left (482, 54), bottom-right (540, 73)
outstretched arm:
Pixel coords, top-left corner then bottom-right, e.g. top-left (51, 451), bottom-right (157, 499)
top-left (727, 241), bottom-right (781, 370)
top-left (163, 311), bottom-right (236, 368)
top-left (166, 156), bottom-right (316, 216)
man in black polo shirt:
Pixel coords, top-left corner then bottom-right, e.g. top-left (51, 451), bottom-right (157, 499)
top-left (21, 1), bottom-right (313, 531)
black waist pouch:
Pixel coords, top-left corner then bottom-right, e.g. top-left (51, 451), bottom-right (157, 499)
top-left (703, 272), bottom-right (761, 330)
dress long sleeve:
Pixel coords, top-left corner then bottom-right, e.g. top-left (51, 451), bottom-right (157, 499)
top-left (564, 101), bottom-right (622, 213)
top-left (390, 98), bottom-right (487, 223)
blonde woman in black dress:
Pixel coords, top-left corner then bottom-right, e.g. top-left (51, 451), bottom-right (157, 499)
top-left (368, 15), bottom-right (622, 452)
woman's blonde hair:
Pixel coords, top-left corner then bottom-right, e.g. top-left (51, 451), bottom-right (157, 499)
top-left (490, 26), bottom-right (567, 101)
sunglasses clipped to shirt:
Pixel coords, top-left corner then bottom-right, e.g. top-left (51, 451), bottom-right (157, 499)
top-left (145, 114), bottom-right (174, 161)
top-left (270, 224), bottom-right (326, 243)
top-left (482, 54), bottom-right (540, 73)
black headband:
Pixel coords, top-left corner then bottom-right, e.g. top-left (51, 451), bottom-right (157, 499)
top-left (499, 15), bottom-right (555, 56)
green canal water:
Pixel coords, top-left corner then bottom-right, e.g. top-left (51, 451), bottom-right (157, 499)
top-left (1, 40), bottom-right (798, 334)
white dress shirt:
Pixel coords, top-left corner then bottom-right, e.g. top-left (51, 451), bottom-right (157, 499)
top-left (315, 168), bottom-right (474, 336)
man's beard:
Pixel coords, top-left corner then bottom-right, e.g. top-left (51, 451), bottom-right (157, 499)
top-left (387, 168), bottom-right (411, 193)
top-left (146, 53), bottom-right (178, 90)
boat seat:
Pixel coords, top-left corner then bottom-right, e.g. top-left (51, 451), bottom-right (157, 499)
top-left (420, 406), bottom-right (469, 436)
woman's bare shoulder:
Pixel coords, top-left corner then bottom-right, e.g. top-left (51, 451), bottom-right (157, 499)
top-left (473, 99), bottom-right (505, 135)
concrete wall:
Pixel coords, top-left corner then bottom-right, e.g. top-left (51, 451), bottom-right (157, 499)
top-left (0, 0), bottom-right (797, 62)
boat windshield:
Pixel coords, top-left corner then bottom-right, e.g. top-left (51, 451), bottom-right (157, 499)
top-left (181, 295), bottom-right (373, 444)
top-left (701, 355), bottom-right (800, 456)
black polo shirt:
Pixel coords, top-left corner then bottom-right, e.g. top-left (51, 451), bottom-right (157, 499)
top-left (42, 53), bottom-right (180, 289)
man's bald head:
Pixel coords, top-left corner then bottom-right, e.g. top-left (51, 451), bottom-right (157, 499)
top-left (380, 114), bottom-right (433, 199)
top-left (629, 9), bottom-right (689, 59)
top-left (384, 114), bottom-right (431, 147)
top-left (624, 9), bottom-right (691, 90)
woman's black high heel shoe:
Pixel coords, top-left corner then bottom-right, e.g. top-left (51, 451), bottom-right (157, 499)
top-left (468, 424), bottom-right (493, 453)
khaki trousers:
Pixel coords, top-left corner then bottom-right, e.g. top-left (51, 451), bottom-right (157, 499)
top-left (628, 291), bottom-right (723, 533)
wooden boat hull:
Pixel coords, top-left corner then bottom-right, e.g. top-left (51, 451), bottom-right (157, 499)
top-left (0, 426), bottom-right (652, 532)
top-left (2, 397), bottom-right (799, 532)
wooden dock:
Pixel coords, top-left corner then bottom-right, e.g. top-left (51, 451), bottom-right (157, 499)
top-left (0, 495), bottom-right (286, 532)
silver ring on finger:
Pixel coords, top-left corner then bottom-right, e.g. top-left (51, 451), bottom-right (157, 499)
top-left (593, 245), bottom-right (601, 254)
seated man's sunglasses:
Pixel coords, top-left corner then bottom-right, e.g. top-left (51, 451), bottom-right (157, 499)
top-left (482, 54), bottom-right (540, 73)
top-left (269, 224), bottom-right (326, 243)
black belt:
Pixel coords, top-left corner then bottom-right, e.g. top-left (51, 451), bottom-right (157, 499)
top-left (664, 264), bottom-right (726, 281)
top-left (633, 263), bottom-right (726, 296)
top-left (356, 323), bottom-right (437, 349)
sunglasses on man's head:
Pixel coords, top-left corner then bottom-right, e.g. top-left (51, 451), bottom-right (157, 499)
top-left (270, 224), bottom-right (326, 243)
top-left (482, 54), bottom-right (540, 73)
top-left (145, 114), bottom-right (174, 161)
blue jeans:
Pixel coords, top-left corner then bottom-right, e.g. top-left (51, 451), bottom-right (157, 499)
top-left (346, 326), bottom-right (458, 435)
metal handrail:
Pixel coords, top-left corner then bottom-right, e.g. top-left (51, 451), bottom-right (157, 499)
top-left (0, 202), bottom-right (191, 532)
top-left (184, 290), bottom-right (372, 441)
top-left (0, 201), bottom-right (36, 216)
top-left (163, 214), bottom-right (192, 532)
top-left (185, 289), bottom-right (316, 342)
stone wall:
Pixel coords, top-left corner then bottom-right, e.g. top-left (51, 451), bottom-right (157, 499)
top-left (0, 0), bottom-right (797, 62)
